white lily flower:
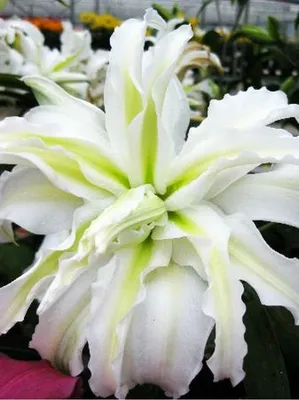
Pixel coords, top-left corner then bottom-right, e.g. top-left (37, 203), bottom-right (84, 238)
top-left (1, 10), bottom-right (299, 399)
top-left (0, 18), bottom-right (89, 98)
top-left (85, 49), bottom-right (110, 107)
top-left (0, 41), bottom-right (24, 74)
top-left (61, 21), bottom-right (92, 63)
top-left (145, 10), bottom-right (222, 121)
top-left (145, 8), bottom-right (184, 43)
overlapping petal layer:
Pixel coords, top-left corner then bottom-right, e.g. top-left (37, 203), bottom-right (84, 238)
top-left (0, 9), bottom-right (299, 400)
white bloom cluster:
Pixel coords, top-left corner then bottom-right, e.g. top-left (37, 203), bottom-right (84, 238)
top-left (0, 18), bottom-right (109, 104)
top-left (0, 9), bottom-right (298, 399)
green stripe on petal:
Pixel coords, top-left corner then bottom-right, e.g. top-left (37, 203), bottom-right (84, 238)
top-left (2, 143), bottom-right (110, 199)
top-left (125, 76), bottom-right (143, 125)
top-left (119, 263), bottom-right (213, 399)
top-left (168, 210), bottom-right (205, 235)
top-left (229, 235), bottom-right (299, 306)
top-left (53, 53), bottom-right (79, 72)
top-left (39, 137), bottom-right (129, 189)
top-left (0, 250), bottom-right (60, 334)
top-left (1, 126), bottom-right (129, 193)
top-left (166, 164), bottom-right (209, 197)
top-left (0, 217), bottom-right (92, 334)
top-left (88, 241), bottom-right (154, 397)
top-left (165, 128), bottom-right (299, 201)
top-left (224, 216), bottom-right (299, 377)
top-left (141, 99), bottom-right (157, 184)
top-left (110, 238), bottom-right (153, 356)
top-left (88, 239), bottom-right (171, 397)
top-left (155, 204), bottom-right (248, 385)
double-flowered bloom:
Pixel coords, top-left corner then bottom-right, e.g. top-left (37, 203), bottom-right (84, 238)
top-left (0, 9), bottom-right (299, 398)
top-left (0, 17), bottom-right (103, 100)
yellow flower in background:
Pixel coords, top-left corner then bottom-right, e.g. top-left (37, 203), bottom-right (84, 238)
top-left (189, 17), bottom-right (198, 30)
top-left (80, 12), bottom-right (122, 31)
top-left (80, 12), bottom-right (96, 25)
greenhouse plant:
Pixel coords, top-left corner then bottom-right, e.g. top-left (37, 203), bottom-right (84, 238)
top-left (0, 0), bottom-right (299, 399)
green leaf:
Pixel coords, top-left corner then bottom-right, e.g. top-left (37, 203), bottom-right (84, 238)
top-left (127, 383), bottom-right (164, 399)
top-left (202, 30), bottom-right (222, 51)
top-left (0, 0), bottom-right (7, 10)
top-left (295, 12), bottom-right (299, 32)
top-left (0, 74), bottom-right (28, 91)
top-left (269, 307), bottom-right (299, 367)
top-left (268, 307), bottom-right (299, 397)
top-left (233, 25), bottom-right (274, 44)
top-left (152, 3), bottom-right (172, 21)
top-left (172, 3), bottom-right (180, 16)
top-left (243, 285), bottom-right (290, 398)
top-left (280, 76), bottom-right (296, 94)
top-left (267, 16), bottom-right (281, 42)
top-left (0, 74), bottom-right (36, 109)
top-left (0, 242), bottom-right (35, 283)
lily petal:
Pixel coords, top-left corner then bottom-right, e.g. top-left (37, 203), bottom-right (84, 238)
top-left (228, 214), bottom-right (299, 324)
top-left (61, 21), bottom-right (91, 62)
top-left (104, 18), bottom-right (146, 173)
top-left (30, 263), bottom-right (99, 376)
top-left (144, 8), bottom-right (167, 32)
top-left (6, 114), bottom-right (128, 195)
top-left (172, 237), bottom-right (206, 279)
top-left (37, 202), bottom-right (112, 314)
top-left (119, 264), bottom-right (213, 398)
top-left (8, 19), bottom-right (44, 46)
top-left (154, 204), bottom-right (247, 385)
top-left (79, 185), bottom-right (166, 257)
top-left (0, 242), bottom-right (60, 334)
top-left (0, 205), bottom-right (96, 334)
top-left (139, 24), bottom-right (192, 192)
top-left (166, 126), bottom-right (299, 210)
top-left (23, 76), bottom-right (107, 144)
top-left (201, 247), bottom-right (246, 386)
top-left (0, 167), bottom-right (82, 234)
top-left (204, 163), bottom-right (259, 200)
top-left (88, 239), bottom-right (172, 397)
top-left (105, 15), bottom-right (192, 192)
top-left (185, 87), bottom-right (299, 148)
top-left (0, 118), bottom-right (113, 200)
top-left (0, 220), bottom-right (14, 243)
top-left (162, 77), bottom-right (190, 154)
top-left (213, 164), bottom-right (299, 228)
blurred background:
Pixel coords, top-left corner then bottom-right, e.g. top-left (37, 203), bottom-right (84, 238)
top-left (2, 0), bottom-right (299, 117)
top-left (2, 0), bottom-right (299, 35)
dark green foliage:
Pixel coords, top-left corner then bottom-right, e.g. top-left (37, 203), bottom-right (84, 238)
top-left (243, 285), bottom-right (290, 399)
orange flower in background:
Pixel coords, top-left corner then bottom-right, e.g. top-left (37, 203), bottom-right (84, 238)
top-left (25, 17), bottom-right (62, 32)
